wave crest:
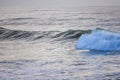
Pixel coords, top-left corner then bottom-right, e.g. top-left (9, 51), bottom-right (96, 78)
top-left (0, 27), bottom-right (92, 41)
top-left (54, 30), bottom-right (91, 39)
top-left (76, 29), bottom-right (120, 51)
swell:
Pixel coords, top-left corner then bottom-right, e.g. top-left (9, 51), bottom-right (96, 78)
top-left (0, 27), bottom-right (34, 40)
top-left (0, 17), bottom-right (35, 26)
top-left (0, 18), bottom-right (34, 22)
top-left (0, 27), bottom-right (91, 41)
top-left (54, 29), bottom-right (91, 39)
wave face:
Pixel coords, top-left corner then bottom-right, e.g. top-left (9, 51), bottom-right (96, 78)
top-left (76, 29), bottom-right (120, 51)
top-left (54, 30), bottom-right (91, 39)
top-left (0, 27), bottom-right (91, 40)
top-left (0, 27), bottom-right (59, 40)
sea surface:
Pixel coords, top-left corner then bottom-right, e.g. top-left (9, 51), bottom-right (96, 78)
top-left (0, 6), bottom-right (120, 80)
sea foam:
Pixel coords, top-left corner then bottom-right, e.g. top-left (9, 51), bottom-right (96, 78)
top-left (76, 29), bottom-right (120, 51)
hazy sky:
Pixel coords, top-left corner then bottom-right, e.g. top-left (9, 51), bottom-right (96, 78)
top-left (0, 0), bottom-right (120, 8)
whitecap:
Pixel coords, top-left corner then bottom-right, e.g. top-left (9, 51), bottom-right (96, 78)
top-left (76, 29), bottom-right (120, 51)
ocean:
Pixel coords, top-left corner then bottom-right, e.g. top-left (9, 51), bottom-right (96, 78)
top-left (0, 6), bottom-right (120, 80)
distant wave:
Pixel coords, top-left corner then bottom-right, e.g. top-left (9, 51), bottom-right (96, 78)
top-left (0, 17), bottom-right (95, 26)
top-left (76, 29), bottom-right (120, 51)
top-left (0, 27), bottom-right (91, 41)
top-left (0, 18), bottom-right (34, 22)
top-left (0, 17), bottom-right (35, 26)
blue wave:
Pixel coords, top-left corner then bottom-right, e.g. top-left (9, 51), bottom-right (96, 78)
top-left (76, 29), bottom-right (120, 51)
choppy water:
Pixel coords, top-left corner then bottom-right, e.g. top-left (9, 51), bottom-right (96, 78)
top-left (0, 6), bottom-right (120, 80)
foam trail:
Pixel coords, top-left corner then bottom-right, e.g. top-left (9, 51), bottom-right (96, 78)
top-left (76, 29), bottom-right (120, 51)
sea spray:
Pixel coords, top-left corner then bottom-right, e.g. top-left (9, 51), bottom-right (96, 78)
top-left (76, 29), bottom-right (120, 51)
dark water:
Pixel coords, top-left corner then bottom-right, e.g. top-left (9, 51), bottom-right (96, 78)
top-left (0, 6), bottom-right (120, 80)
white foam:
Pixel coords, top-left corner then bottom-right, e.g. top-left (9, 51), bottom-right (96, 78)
top-left (76, 29), bottom-right (120, 51)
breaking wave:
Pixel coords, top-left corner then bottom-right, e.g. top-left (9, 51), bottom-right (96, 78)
top-left (76, 29), bottom-right (120, 51)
